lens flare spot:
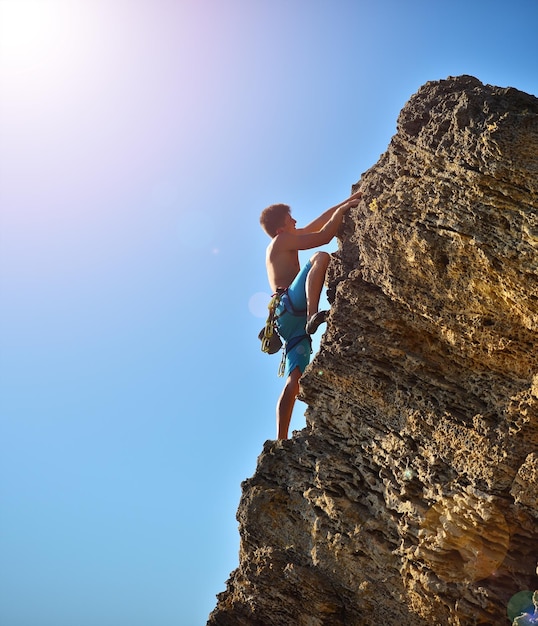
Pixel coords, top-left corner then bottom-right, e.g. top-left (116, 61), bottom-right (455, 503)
top-left (248, 292), bottom-right (270, 318)
top-left (507, 591), bottom-right (538, 623)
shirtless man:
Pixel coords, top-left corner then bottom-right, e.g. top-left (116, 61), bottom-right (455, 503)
top-left (259, 190), bottom-right (362, 439)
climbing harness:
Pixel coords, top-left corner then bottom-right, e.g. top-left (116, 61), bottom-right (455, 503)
top-left (259, 289), bottom-right (312, 377)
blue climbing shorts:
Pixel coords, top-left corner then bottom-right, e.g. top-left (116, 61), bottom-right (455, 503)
top-left (275, 260), bottom-right (312, 378)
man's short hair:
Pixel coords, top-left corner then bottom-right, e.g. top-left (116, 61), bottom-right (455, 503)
top-left (259, 203), bottom-right (291, 237)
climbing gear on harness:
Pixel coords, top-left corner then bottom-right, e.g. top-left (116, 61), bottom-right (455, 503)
top-left (277, 333), bottom-right (312, 377)
top-left (259, 292), bottom-right (283, 354)
top-left (258, 327), bottom-right (282, 354)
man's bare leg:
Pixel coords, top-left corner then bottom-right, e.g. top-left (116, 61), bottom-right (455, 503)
top-left (305, 251), bottom-right (330, 317)
top-left (276, 367), bottom-right (301, 440)
top-left (305, 251), bottom-right (330, 334)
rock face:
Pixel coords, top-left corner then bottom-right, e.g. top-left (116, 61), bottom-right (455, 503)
top-left (208, 76), bottom-right (538, 625)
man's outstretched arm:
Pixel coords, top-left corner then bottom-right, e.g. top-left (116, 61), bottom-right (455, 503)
top-left (298, 190), bottom-right (362, 235)
top-left (277, 195), bottom-right (358, 253)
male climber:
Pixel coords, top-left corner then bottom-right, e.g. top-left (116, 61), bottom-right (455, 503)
top-left (259, 190), bottom-right (362, 439)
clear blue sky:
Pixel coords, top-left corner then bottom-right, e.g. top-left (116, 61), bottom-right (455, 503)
top-left (0, 1), bottom-right (536, 625)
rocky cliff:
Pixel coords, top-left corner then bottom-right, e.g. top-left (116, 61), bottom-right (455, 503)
top-left (208, 76), bottom-right (538, 626)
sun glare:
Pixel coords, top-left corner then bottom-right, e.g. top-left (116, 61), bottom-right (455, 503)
top-left (0, 0), bottom-right (98, 84)
top-left (0, 0), bottom-right (61, 75)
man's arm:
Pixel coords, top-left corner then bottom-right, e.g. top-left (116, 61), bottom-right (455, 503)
top-left (297, 190), bottom-right (362, 235)
top-left (277, 198), bottom-right (357, 252)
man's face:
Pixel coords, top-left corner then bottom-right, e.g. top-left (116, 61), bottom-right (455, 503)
top-left (281, 213), bottom-right (296, 232)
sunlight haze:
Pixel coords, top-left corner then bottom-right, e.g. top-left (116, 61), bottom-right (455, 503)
top-left (1, 1), bottom-right (537, 624)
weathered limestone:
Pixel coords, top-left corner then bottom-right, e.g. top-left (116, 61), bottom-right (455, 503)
top-left (208, 76), bottom-right (538, 625)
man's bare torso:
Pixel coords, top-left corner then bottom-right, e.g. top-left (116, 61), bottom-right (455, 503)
top-left (266, 236), bottom-right (300, 292)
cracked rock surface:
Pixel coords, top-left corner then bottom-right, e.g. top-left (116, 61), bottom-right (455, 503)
top-left (208, 76), bottom-right (538, 626)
